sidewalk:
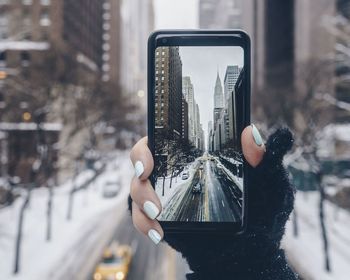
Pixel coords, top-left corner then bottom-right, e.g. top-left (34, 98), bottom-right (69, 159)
top-left (283, 191), bottom-right (350, 280)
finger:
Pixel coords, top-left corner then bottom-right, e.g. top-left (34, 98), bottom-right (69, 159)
top-left (130, 137), bottom-right (154, 180)
top-left (241, 124), bottom-right (265, 167)
top-left (132, 202), bottom-right (164, 245)
top-left (130, 177), bottom-right (162, 220)
top-left (264, 127), bottom-right (294, 163)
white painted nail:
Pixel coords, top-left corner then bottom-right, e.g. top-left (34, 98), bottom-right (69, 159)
top-left (134, 161), bottom-right (144, 178)
top-left (148, 229), bottom-right (161, 245)
top-left (143, 201), bottom-right (160, 220)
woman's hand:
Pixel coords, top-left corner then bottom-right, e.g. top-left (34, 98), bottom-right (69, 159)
top-left (129, 125), bottom-right (297, 279)
top-left (129, 125), bottom-right (265, 243)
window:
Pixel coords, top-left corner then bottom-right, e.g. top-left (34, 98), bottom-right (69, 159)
top-left (0, 13), bottom-right (8, 26)
top-left (103, 12), bottom-right (111, 20)
top-left (21, 51), bottom-right (30, 67)
top-left (23, 14), bottom-right (31, 26)
top-left (103, 2), bottom-right (111, 10)
top-left (40, 11), bottom-right (51, 26)
top-left (102, 43), bottom-right (110, 51)
top-left (103, 33), bottom-right (110, 41)
top-left (102, 53), bottom-right (110, 61)
top-left (40, 0), bottom-right (50, 5)
top-left (0, 28), bottom-right (7, 39)
top-left (22, 0), bottom-right (32, 4)
top-left (103, 23), bottom-right (110, 30)
top-left (0, 51), bottom-right (6, 67)
top-left (23, 32), bottom-right (31, 40)
top-left (102, 74), bottom-right (110, 82)
top-left (41, 31), bottom-right (48, 40)
top-left (0, 13), bottom-right (7, 39)
top-left (102, 63), bottom-right (110, 72)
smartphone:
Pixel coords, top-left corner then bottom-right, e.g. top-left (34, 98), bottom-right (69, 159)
top-left (148, 30), bottom-right (250, 233)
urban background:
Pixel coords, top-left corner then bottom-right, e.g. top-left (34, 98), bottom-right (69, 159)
top-left (0, 0), bottom-right (349, 279)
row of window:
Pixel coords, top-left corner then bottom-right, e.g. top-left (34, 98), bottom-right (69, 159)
top-left (155, 70), bottom-right (165, 74)
top-left (0, 11), bottom-right (51, 27)
top-left (0, 0), bottom-right (50, 5)
top-left (155, 51), bottom-right (166, 56)
top-left (0, 51), bottom-right (31, 67)
top-left (155, 76), bottom-right (165, 81)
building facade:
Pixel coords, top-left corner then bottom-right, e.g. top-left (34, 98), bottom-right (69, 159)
top-left (213, 72), bottom-right (224, 126)
top-left (224, 65), bottom-right (240, 141)
top-left (182, 76), bottom-right (196, 145)
top-left (120, 0), bottom-right (154, 110)
top-left (0, 0), bottom-right (121, 182)
top-left (241, 0), bottom-right (337, 126)
top-left (154, 47), bottom-right (183, 137)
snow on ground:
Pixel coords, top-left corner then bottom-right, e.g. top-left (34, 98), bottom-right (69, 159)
top-left (283, 191), bottom-right (350, 280)
top-left (216, 157), bottom-right (243, 191)
top-left (0, 150), bottom-right (132, 280)
top-left (155, 160), bottom-right (199, 209)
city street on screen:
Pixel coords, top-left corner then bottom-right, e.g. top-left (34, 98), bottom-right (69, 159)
top-left (154, 46), bottom-right (245, 222)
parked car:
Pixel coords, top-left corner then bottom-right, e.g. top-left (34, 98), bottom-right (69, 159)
top-left (93, 244), bottom-right (132, 280)
top-left (102, 180), bottom-right (121, 198)
top-left (182, 171), bottom-right (189, 180)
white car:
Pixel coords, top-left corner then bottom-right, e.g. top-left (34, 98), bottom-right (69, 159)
top-left (182, 172), bottom-right (189, 180)
top-left (102, 181), bottom-right (121, 198)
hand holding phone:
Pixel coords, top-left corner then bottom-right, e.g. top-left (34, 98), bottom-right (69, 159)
top-left (128, 29), bottom-right (297, 279)
top-left (129, 127), bottom-right (296, 279)
top-left (148, 30), bottom-right (251, 233)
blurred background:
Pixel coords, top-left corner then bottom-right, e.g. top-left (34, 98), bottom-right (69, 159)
top-left (0, 0), bottom-right (349, 279)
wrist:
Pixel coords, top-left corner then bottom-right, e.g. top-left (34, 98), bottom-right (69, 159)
top-left (164, 233), bottom-right (281, 275)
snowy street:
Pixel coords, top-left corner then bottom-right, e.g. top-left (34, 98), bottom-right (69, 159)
top-left (0, 151), bottom-right (189, 280)
top-left (158, 156), bottom-right (242, 222)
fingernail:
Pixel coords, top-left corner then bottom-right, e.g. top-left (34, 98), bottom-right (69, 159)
top-left (143, 201), bottom-right (160, 220)
top-left (134, 161), bottom-right (144, 178)
top-left (251, 124), bottom-right (263, 146)
top-left (148, 229), bottom-right (161, 245)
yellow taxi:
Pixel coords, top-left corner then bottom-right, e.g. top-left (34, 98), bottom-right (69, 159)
top-left (93, 243), bottom-right (132, 280)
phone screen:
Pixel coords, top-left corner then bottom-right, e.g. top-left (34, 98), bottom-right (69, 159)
top-left (153, 45), bottom-right (245, 223)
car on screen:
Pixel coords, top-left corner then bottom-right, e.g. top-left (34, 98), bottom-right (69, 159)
top-left (182, 171), bottom-right (189, 180)
top-left (192, 183), bottom-right (202, 194)
top-left (93, 244), bottom-right (132, 280)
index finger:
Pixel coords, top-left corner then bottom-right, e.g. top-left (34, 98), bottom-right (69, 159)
top-left (130, 137), bottom-right (154, 180)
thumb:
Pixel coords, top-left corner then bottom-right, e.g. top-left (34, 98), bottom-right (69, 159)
top-left (241, 124), bottom-right (265, 167)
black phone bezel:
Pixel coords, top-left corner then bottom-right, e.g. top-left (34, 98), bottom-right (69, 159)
top-left (147, 30), bottom-right (251, 234)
